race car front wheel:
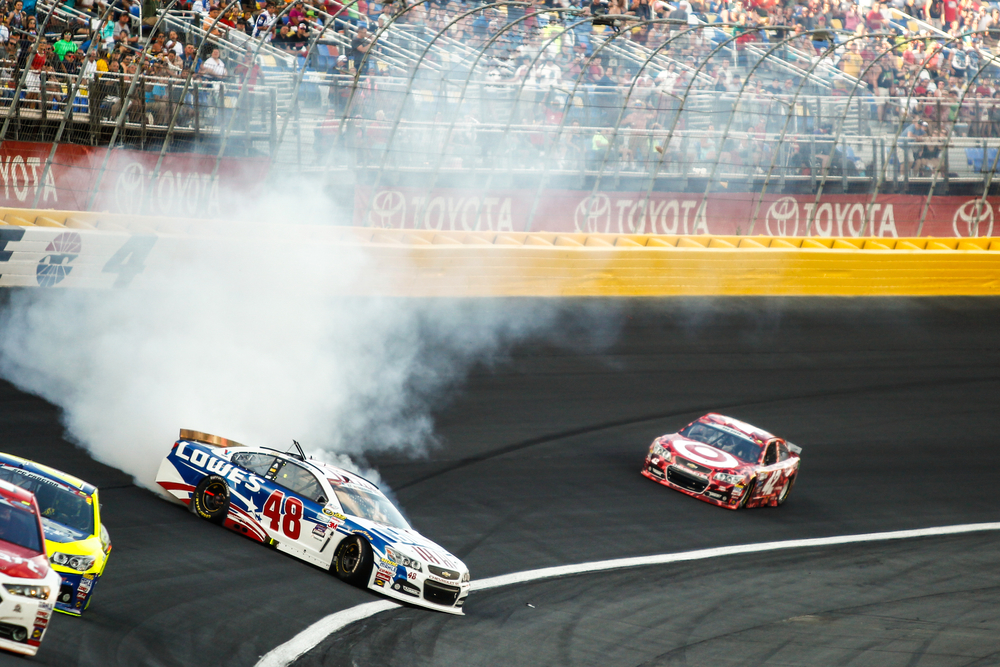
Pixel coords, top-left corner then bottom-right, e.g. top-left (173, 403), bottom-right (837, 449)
top-left (738, 478), bottom-right (756, 509)
top-left (334, 535), bottom-right (373, 587)
top-left (192, 475), bottom-right (230, 524)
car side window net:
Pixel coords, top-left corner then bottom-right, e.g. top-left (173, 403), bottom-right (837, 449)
top-left (777, 442), bottom-right (790, 462)
top-left (274, 461), bottom-right (324, 503)
top-left (763, 444), bottom-right (778, 466)
top-left (231, 453), bottom-right (277, 477)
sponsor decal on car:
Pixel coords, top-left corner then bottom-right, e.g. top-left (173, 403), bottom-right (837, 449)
top-left (312, 524), bottom-right (327, 540)
top-left (174, 443), bottom-right (263, 492)
top-left (391, 580), bottom-right (420, 597)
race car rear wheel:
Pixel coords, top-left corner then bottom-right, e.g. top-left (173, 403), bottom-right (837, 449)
top-left (334, 535), bottom-right (373, 587)
top-left (192, 475), bottom-right (230, 524)
top-left (777, 474), bottom-right (796, 506)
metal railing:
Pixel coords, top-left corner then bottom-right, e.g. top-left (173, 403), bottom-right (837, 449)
top-left (3, 14), bottom-right (1000, 224)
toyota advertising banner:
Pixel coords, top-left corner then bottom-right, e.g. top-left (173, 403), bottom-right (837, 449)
top-left (355, 187), bottom-right (999, 238)
top-left (0, 141), bottom-right (269, 215)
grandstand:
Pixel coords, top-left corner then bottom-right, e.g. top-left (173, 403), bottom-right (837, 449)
top-left (1, 0), bottom-right (1000, 224)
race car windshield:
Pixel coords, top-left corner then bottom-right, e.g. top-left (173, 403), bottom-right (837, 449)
top-left (679, 423), bottom-right (762, 463)
top-left (0, 499), bottom-right (43, 553)
top-left (0, 467), bottom-right (94, 536)
top-left (333, 486), bottom-right (409, 530)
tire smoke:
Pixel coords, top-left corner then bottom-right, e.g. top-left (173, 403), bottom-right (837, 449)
top-left (0, 188), bottom-right (616, 491)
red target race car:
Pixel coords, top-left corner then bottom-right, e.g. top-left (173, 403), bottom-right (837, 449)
top-left (642, 413), bottom-right (801, 510)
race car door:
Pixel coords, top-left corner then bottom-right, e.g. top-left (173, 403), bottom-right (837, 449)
top-left (754, 440), bottom-right (792, 500)
top-left (265, 457), bottom-right (330, 568)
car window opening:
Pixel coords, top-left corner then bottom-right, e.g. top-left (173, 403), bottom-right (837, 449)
top-left (333, 486), bottom-right (409, 530)
top-left (0, 497), bottom-right (43, 553)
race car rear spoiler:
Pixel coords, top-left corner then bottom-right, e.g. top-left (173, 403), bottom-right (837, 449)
top-left (179, 429), bottom-right (246, 449)
top-left (786, 442), bottom-right (802, 455)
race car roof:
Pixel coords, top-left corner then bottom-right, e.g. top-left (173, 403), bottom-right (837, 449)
top-left (699, 413), bottom-right (777, 443)
top-left (0, 453), bottom-right (97, 496)
top-left (0, 478), bottom-right (37, 506)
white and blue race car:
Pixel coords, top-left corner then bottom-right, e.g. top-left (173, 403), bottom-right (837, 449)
top-left (155, 430), bottom-right (470, 614)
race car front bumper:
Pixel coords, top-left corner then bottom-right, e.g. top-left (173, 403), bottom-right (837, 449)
top-left (643, 457), bottom-right (741, 510)
top-left (53, 570), bottom-right (99, 616)
top-left (370, 565), bottom-right (469, 615)
top-left (0, 590), bottom-right (56, 656)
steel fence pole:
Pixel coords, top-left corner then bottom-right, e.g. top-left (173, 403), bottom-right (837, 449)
top-left (584, 22), bottom-right (723, 232)
top-left (803, 34), bottom-right (954, 234)
top-left (635, 27), bottom-right (767, 232)
top-left (417, 7), bottom-right (579, 228)
top-left (349, 1), bottom-right (529, 227)
top-left (697, 29), bottom-right (864, 233)
top-left (856, 32), bottom-right (987, 236)
top-left (141, 0), bottom-right (245, 213)
top-left (85, 0), bottom-right (244, 211)
top-left (33, 1), bottom-right (158, 209)
top-left (746, 31), bottom-right (894, 234)
top-left (209, 0), bottom-right (313, 179)
top-left (916, 49), bottom-right (1000, 234)
top-left (267, 0), bottom-right (363, 161)
top-left (474, 15), bottom-right (598, 230)
top-left (808, 32), bottom-right (982, 236)
top-left (0, 3), bottom-right (61, 141)
top-left (524, 17), bottom-right (689, 232)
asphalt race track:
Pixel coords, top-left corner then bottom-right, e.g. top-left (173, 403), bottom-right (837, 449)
top-left (1, 298), bottom-right (999, 667)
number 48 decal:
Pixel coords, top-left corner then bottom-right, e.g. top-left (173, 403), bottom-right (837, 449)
top-left (262, 490), bottom-right (304, 540)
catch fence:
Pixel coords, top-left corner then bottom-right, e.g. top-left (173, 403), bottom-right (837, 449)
top-left (4, 7), bottom-right (1000, 235)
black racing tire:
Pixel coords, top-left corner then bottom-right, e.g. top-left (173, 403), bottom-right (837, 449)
top-left (777, 474), bottom-right (796, 506)
top-left (738, 477), bottom-right (757, 509)
top-left (334, 535), bottom-right (373, 587)
top-left (192, 475), bottom-right (230, 524)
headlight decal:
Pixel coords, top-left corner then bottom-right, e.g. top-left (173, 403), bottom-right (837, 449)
top-left (51, 552), bottom-right (96, 572)
top-left (385, 547), bottom-right (422, 572)
top-left (3, 584), bottom-right (51, 599)
top-left (712, 472), bottom-right (745, 485)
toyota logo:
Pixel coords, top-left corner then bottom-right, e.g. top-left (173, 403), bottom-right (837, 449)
top-left (370, 190), bottom-right (406, 228)
top-left (764, 197), bottom-right (800, 237)
top-left (574, 194), bottom-right (611, 233)
top-left (952, 199), bottom-right (994, 237)
top-left (115, 162), bottom-right (147, 214)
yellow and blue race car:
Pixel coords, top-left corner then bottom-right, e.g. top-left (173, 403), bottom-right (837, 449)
top-left (0, 453), bottom-right (111, 615)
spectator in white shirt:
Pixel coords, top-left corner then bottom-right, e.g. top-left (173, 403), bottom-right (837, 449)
top-left (200, 48), bottom-right (227, 79)
top-left (254, 2), bottom-right (276, 38)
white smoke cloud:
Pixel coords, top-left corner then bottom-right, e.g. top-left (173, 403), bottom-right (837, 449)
top-left (0, 181), bottom-right (596, 493)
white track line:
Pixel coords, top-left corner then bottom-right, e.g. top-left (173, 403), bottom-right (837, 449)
top-left (255, 521), bottom-right (1000, 667)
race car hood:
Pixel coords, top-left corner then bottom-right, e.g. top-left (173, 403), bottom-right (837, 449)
top-left (358, 522), bottom-right (466, 572)
top-left (0, 545), bottom-right (49, 580)
top-left (666, 436), bottom-right (754, 472)
top-left (40, 517), bottom-right (89, 544)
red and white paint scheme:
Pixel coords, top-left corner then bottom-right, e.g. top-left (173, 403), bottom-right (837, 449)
top-left (0, 480), bottom-right (60, 656)
top-left (642, 414), bottom-right (802, 510)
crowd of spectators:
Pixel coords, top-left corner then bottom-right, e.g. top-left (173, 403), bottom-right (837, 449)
top-left (1, 0), bottom-right (999, 177)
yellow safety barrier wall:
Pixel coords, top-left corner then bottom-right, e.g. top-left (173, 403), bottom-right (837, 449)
top-left (2, 207), bottom-right (1000, 296)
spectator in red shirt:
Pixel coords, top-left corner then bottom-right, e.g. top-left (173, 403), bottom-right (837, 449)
top-left (944, 0), bottom-right (959, 25)
top-left (866, 2), bottom-right (885, 30)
